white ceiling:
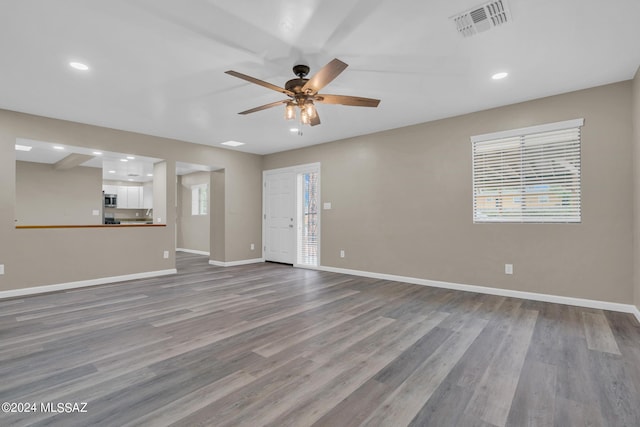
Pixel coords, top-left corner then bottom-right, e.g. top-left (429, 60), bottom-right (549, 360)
top-left (15, 138), bottom-right (216, 182)
top-left (2, 0), bottom-right (639, 155)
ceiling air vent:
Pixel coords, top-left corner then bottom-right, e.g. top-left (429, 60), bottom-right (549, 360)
top-left (451, 0), bottom-right (511, 37)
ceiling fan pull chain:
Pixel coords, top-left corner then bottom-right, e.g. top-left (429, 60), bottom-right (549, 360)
top-left (298, 112), bottom-right (304, 136)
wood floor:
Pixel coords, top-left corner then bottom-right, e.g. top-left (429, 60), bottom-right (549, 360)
top-left (1, 253), bottom-right (640, 427)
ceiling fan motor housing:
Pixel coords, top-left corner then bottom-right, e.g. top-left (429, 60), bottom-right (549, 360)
top-left (292, 64), bottom-right (310, 78)
top-left (285, 78), bottom-right (309, 94)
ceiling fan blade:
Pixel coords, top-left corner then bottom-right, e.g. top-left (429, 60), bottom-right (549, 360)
top-left (301, 59), bottom-right (348, 94)
top-left (310, 111), bottom-right (321, 126)
top-left (315, 94), bottom-right (380, 108)
top-left (238, 100), bottom-right (288, 115)
top-left (225, 70), bottom-right (294, 97)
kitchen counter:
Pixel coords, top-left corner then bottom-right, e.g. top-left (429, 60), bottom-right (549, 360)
top-left (118, 221), bottom-right (154, 225)
top-left (105, 217), bottom-right (153, 224)
top-left (16, 224), bottom-right (165, 229)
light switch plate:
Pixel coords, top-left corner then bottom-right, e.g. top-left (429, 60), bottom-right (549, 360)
top-left (0, 264), bottom-right (4, 275)
top-left (92, 210), bottom-right (99, 216)
top-left (323, 202), bottom-right (332, 210)
top-left (163, 251), bottom-right (169, 259)
top-left (505, 264), bottom-right (513, 275)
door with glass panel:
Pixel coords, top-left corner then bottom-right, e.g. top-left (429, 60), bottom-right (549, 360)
top-left (263, 164), bottom-right (320, 267)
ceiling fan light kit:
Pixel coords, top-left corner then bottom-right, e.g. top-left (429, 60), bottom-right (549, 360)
top-left (225, 58), bottom-right (380, 133)
top-left (284, 101), bottom-right (296, 120)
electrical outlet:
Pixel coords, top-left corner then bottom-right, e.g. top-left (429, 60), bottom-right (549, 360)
top-left (163, 251), bottom-right (169, 259)
top-left (0, 264), bottom-right (4, 275)
top-left (250, 243), bottom-right (255, 251)
top-left (340, 250), bottom-right (345, 258)
top-left (505, 264), bottom-right (513, 275)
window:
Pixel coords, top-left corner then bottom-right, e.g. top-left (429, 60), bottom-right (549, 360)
top-left (297, 171), bottom-right (319, 266)
top-left (472, 118), bottom-right (583, 223)
top-left (191, 184), bottom-right (208, 215)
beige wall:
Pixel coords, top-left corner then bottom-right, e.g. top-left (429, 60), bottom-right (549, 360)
top-left (177, 171), bottom-right (211, 253)
top-left (0, 109), bottom-right (262, 291)
top-left (3, 80), bottom-right (636, 304)
top-left (16, 161), bottom-right (102, 225)
top-left (633, 67), bottom-right (640, 310)
top-left (211, 170), bottom-right (226, 262)
top-left (152, 161), bottom-right (167, 225)
top-left (265, 81), bottom-right (634, 304)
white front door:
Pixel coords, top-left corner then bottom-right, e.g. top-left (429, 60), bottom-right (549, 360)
top-left (264, 171), bottom-right (295, 264)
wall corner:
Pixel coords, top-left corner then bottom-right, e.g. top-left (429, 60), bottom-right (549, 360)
top-left (632, 65), bottom-right (640, 313)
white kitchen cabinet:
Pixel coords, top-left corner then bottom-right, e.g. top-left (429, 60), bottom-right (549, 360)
top-left (103, 185), bottom-right (144, 209)
top-left (116, 186), bottom-right (128, 208)
top-left (126, 186), bottom-right (142, 209)
top-left (103, 185), bottom-right (118, 195)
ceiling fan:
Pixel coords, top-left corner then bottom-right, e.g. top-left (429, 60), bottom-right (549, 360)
top-left (225, 58), bottom-right (380, 129)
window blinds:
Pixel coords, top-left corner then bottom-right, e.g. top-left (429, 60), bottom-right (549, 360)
top-left (297, 171), bottom-right (319, 266)
top-left (472, 119), bottom-right (583, 223)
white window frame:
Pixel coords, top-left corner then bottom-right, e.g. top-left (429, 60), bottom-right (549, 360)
top-left (191, 183), bottom-right (208, 216)
top-left (472, 118), bottom-right (584, 224)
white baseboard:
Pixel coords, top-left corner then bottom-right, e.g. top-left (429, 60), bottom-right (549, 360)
top-left (316, 265), bottom-right (639, 316)
top-left (176, 248), bottom-right (210, 256)
top-left (0, 269), bottom-right (177, 300)
top-left (209, 258), bottom-right (265, 267)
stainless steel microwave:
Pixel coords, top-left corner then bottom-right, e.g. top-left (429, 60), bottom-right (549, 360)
top-left (104, 194), bottom-right (117, 208)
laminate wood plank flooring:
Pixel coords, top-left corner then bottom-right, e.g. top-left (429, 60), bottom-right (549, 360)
top-left (1, 252), bottom-right (640, 426)
top-left (582, 311), bottom-right (622, 355)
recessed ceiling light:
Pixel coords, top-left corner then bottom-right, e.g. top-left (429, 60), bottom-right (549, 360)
top-left (290, 128), bottom-right (299, 133)
top-left (69, 62), bottom-right (89, 71)
top-left (221, 140), bottom-right (245, 147)
top-left (127, 179), bottom-right (134, 182)
top-left (53, 146), bottom-right (65, 150)
top-left (492, 72), bottom-right (509, 80)
top-left (146, 173), bottom-right (153, 177)
top-left (120, 158), bottom-right (128, 162)
top-left (126, 156), bottom-right (135, 160)
top-left (92, 151), bottom-right (103, 155)
top-left (15, 144), bottom-right (33, 151)
top-left (108, 170), bottom-right (116, 174)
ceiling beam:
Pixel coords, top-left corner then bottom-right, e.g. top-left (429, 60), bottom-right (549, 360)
top-left (53, 153), bottom-right (95, 170)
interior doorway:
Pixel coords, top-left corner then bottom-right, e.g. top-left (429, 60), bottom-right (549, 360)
top-left (175, 162), bottom-right (223, 259)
